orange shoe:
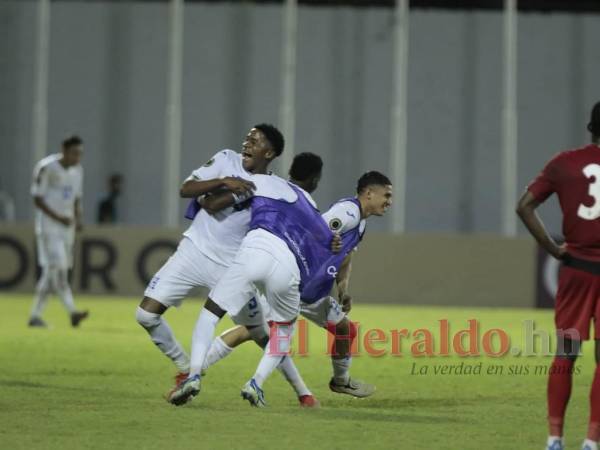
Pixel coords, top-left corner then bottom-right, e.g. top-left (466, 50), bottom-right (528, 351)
top-left (298, 394), bottom-right (320, 408)
top-left (166, 372), bottom-right (189, 399)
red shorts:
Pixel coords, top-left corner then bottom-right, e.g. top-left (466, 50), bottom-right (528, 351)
top-left (555, 265), bottom-right (600, 341)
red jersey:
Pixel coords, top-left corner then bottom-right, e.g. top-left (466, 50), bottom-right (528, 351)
top-left (528, 144), bottom-right (600, 261)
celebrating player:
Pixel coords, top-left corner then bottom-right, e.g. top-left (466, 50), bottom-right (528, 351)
top-left (517, 101), bottom-right (600, 450)
top-left (135, 124), bottom-right (319, 406)
top-left (168, 174), bottom-right (337, 407)
top-left (28, 136), bottom-right (88, 328)
top-left (203, 171), bottom-right (393, 398)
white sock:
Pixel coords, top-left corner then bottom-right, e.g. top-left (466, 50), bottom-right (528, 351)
top-left (582, 439), bottom-right (598, 450)
top-left (52, 268), bottom-right (76, 314)
top-left (31, 267), bottom-right (52, 319)
top-left (253, 323), bottom-right (293, 388)
top-left (548, 436), bottom-right (563, 446)
top-left (189, 309), bottom-right (221, 377)
top-left (136, 307), bottom-right (190, 373)
top-left (332, 356), bottom-right (351, 385)
top-left (202, 336), bottom-right (233, 370)
top-left (278, 356), bottom-right (311, 397)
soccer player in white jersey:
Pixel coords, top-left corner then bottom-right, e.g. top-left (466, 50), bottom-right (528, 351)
top-left (168, 173), bottom-right (333, 407)
top-left (201, 171), bottom-right (393, 398)
top-left (28, 136), bottom-right (88, 328)
top-left (135, 124), bottom-right (318, 406)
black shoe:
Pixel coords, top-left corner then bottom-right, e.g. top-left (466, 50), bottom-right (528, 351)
top-left (28, 317), bottom-right (48, 328)
top-left (70, 311), bottom-right (89, 327)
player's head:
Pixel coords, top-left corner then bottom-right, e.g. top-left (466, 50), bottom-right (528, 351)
top-left (356, 171), bottom-right (393, 217)
top-left (242, 123), bottom-right (284, 173)
top-left (288, 152), bottom-right (323, 193)
top-left (588, 101), bottom-right (600, 142)
top-left (61, 135), bottom-right (83, 167)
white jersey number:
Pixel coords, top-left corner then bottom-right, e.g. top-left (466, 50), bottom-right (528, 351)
top-left (577, 163), bottom-right (600, 220)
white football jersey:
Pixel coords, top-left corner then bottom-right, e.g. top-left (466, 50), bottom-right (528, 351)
top-left (321, 199), bottom-right (366, 243)
top-left (31, 153), bottom-right (83, 236)
top-left (183, 149), bottom-right (254, 267)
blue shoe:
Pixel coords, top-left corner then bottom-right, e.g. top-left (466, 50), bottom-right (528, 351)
top-left (547, 439), bottom-right (564, 450)
top-left (167, 374), bottom-right (201, 406)
top-left (241, 378), bottom-right (266, 408)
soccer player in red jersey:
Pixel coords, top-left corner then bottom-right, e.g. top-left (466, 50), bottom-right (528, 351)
top-left (517, 101), bottom-right (600, 450)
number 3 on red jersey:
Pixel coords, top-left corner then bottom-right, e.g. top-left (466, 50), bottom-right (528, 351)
top-left (578, 163), bottom-right (600, 220)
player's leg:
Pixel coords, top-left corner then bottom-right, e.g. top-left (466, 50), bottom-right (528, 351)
top-left (136, 238), bottom-right (215, 376)
top-left (547, 266), bottom-right (593, 450)
top-left (54, 233), bottom-right (88, 326)
top-left (29, 266), bottom-right (52, 327)
top-left (242, 256), bottom-right (301, 407)
top-left (581, 337), bottom-right (600, 450)
top-left (29, 235), bottom-right (55, 327)
top-left (301, 296), bottom-right (374, 397)
top-left (168, 247), bottom-right (258, 405)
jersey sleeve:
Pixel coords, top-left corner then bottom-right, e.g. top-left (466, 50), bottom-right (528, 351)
top-left (189, 150), bottom-right (235, 181)
top-left (527, 154), bottom-right (562, 203)
top-left (322, 201), bottom-right (361, 234)
top-left (31, 165), bottom-right (49, 197)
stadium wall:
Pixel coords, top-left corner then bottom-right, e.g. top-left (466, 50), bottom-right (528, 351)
top-left (0, 224), bottom-right (536, 307)
top-left (1, 1), bottom-right (599, 235)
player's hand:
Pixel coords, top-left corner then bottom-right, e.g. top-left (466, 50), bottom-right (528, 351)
top-left (222, 177), bottom-right (256, 197)
top-left (56, 216), bottom-right (72, 226)
top-left (553, 244), bottom-right (569, 260)
top-left (331, 233), bottom-right (342, 253)
top-left (340, 294), bottom-right (352, 313)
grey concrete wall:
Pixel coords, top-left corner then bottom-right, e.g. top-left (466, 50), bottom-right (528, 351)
top-left (1, 1), bottom-right (599, 235)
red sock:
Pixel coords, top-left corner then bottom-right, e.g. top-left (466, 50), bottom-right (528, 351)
top-left (588, 365), bottom-right (600, 441)
top-left (547, 357), bottom-right (575, 436)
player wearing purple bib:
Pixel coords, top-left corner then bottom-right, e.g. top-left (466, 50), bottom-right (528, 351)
top-left (201, 171), bottom-right (393, 398)
top-left (168, 174), bottom-right (339, 407)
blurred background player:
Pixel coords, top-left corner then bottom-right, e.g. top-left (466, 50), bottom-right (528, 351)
top-left (517, 101), bottom-right (600, 450)
top-left (97, 173), bottom-right (123, 224)
top-left (203, 170), bottom-right (392, 398)
top-left (28, 136), bottom-right (88, 328)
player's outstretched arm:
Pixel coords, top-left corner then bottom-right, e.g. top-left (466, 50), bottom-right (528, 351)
top-left (33, 196), bottom-right (71, 226)
top-left (516, 190), bottom-right (565, 260)
top-left (180, 176), bottom-right (255, 199)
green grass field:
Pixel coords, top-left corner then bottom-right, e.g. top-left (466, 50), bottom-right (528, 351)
top-left (0, 294), bottom-right (596, 450)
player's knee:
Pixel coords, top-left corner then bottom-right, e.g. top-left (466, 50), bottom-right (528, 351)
top-left (556, 338), bottom-right (581, 361)
top-left (136, 306), bottom-right (161, 329)
top-left (248, 325), bottom-right (269, 348)
top-left (335, 319), bottom-right (357, 341)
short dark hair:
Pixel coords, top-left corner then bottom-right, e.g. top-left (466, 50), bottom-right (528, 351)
top-left (356, 171), bottom-right (392, 194)
top-left (289, 152), bottom-right (323, 181)
top-left (62, 135), bottom-right (83, 149)
top-left (254, 123), bottom-right (284, 156)
top-left (588, 101), bottom-right (600, 137)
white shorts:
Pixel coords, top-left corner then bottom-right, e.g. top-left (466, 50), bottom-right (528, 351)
top-left (36, 233), bottom-right (74, 269)
top-left (300, 296), bottom-right (346, 328)
top-left (210, 229), bottom-right (300, 323)
top-left (144, 237), bottom-right (227, 308)
top-left (229, 293), bottom-right (269, 327)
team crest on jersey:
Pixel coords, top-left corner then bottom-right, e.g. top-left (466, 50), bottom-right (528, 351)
top-left (203, 158), bottom-right (215, 167)
top-left (329, 218), bottom-right (342, 231)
